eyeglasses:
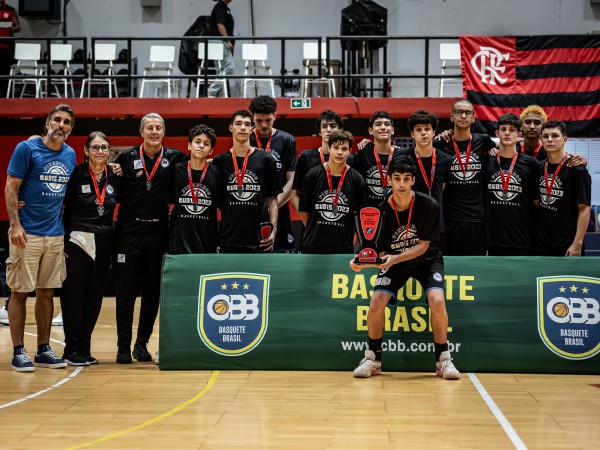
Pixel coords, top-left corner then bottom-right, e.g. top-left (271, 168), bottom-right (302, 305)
top-left (453, 110), bottom-right (474, 117)
top-left (89, 144), bottom-right (109, 152)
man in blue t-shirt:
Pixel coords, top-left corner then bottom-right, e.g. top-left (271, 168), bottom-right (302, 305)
top-left (4, 104), bottom-right (76, 372)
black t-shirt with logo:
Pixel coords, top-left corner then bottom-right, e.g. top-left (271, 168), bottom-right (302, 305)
top-left (292, 148), bottom-right (355, 192)
top-left (250, 129), bottom-right (297, 248)
top-left (485, 153), bottom-right (540, 249)
top-left (115, 146), bottom-right (188, 234)
top-left (351, 142), bottom-right (402, 207)
top-left (378, 191), bottom-right (441, 270)
top-left (168, 162), bottom-right (221, 254)
top-left (435, 133), bottom-right (495, 223)
top-left (536, 160), bottom-right (591, 252)
top-left (213, 148), bottom-right (282, 249)
top-left (298, 165), bottom-right (365, 254)
top-left (63, 163), bottom-right (119, 235)
top-left (209, 0), bottom-right (234, 36)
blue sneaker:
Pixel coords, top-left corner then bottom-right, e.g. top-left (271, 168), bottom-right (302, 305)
top-left (12, 348), bottom-right (35, 372)
top-left (34, 345), bottom-right (67, 369)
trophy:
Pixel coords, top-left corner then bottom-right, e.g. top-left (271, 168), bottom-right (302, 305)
top-left (354, 207), bottom-right (384, 265)
top-left (258, 221), bottom-right (273, 241)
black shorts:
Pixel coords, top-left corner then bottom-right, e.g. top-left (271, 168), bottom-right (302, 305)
top-left (374, 254), bottom-right (445, 305)
top-left (444, 220), bottom-right (486, 256)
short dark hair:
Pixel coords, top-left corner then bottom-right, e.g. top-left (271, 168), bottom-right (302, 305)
top-left (188, 124), bottom-right (217, 147)
top-left (497, 113), bottom-right (522, 130)
top-left (248, 95), bottom-right (277, 115)
top-left (231, 110), bottom-right (253, 123)
top-left (328, 129), bottom-right (353, 148)
top-left (407, 109), bottom-right (438, 132)
top-left (389, 155), bottom-right (416, 177)
top-left (541, 120), bottom-right (567, 137)
top-left (46, 103), bottom-right (74, 125)
top-left (369, 110), bottom-right (393, 128)
top-left (316, 109), bottom-right (343, 133)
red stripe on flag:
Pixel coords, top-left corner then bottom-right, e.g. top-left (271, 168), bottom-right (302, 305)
top-left (515, 77), bottom-right (600, 94)
top-left (516, 47), bottom-right (600, 65)
top-left (473, 104), bottom-right (600, 122)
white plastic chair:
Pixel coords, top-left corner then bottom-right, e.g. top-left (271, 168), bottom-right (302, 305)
top-left (439, 43), bottom-right (462, 97)
top-left (242, 43), bottom-right (275, 98)
top-left (195, 42), bottom-right (228, 98)
top-left (301, 42), bottom-right (335, 98)
top-left (7, 43), bottom-right (42, 98)
top-left (43, 44), bottom-right (75, 98)
top-left (139, 45), bottom-right (177, 98)
top-left (80, 43), bottom-right (118, 98)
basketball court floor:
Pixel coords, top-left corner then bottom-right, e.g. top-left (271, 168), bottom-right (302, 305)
top-left (0, 299), bottom-right (598, 449)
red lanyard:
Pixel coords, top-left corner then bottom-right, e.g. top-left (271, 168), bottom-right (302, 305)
top-left (544, 154), bottom-right (570, 195)
top-left (140, 146), bottom-right (163, 190)
top-left (496, 153), bottom-right (518, 191)
top-left (187, 161), bottom-right (209, 206)
top-left (319, 147), bottom-right (326, 164)
top-left (522, 140), bottom-right (542, 158)
top-left (452, 135), bottom-right (472, 174)
top-left (325, 163), bottom-right (348, 209)
top-left (230, 147), bottom-right (251, 190)
top-left (391, 192), bottom-right (415, 252)
top-left (373, 146), bottom-right (394, 187)
top-left (414, 149), bottom-right (436, 193)
top-left (88, 165), bottom-right (107, 214)
top-left (254, 128), bottom-right (272, 153)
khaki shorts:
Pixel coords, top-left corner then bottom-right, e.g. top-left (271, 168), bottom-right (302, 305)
top-left (6, 233), bottom-right (66, 293)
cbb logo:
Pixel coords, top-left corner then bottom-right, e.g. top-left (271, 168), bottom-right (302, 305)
top-left (546, 297), bottom-right (600, 325)
top-left (206, 294), bottom-right (260, 321)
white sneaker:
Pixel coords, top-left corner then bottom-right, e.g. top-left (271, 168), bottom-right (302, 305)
top-left (0, 305), bottom-right (8, 325)
top-left (353, 350), bottom-right (381, 378)
top-left (52, 311), bottom-right (63, 326)
top-left (436, 351), bottom-right (460, 380)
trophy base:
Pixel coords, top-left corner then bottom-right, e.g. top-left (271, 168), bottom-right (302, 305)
top-left (354, 248), bottom-right (382, 265)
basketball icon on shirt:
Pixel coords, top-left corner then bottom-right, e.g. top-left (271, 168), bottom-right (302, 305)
top-left (227, 172), bottom-right (259, 202)
top-left (317, 192), bottom-right (349, 222)
top-left (365, 166), bottom-right (389, 196)
top-left (181, 185), bottom-right (212, 215)
top-left (450, 153), bottom-right (481, 182)
top-left (539, 175), bottom-right (564, 207)
top-left (488, 171), bottom-right (522, 202)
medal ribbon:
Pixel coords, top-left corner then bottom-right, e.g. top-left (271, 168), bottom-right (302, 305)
top-left (496, 153), bottom-right (518, 191)
top-left (140, 146), bottom-right (163, 185)
top-left (452, 135), bottom-right (472, 174)
top-left (391, 192), bottom-right (415, 252)
top-left (414, 149), bottom-right (436, 192)
top-left (88, 164), bottom-right (107, 208)
top-left (544, 154), bottom-right (570, 195)
top-left (373, 145), bottom-right (394, 187)
top-left (254, 128), bottom-right (272, 153)
top-left (230, 147), bottom-right (251, 189)
top-left (325, 163), bottom-right (348, 208)
top-left (522, 140), bottom-right (542, 158)
top-left (319, 147), bottom-right (326, 164)
top-left (187, 161), bottom-right (209, 206)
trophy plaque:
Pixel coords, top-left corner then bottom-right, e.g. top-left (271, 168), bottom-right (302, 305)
top-left (354, 207), bottom-right (384, 265)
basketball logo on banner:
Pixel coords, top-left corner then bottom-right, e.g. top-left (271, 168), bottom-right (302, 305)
top-left (197, 272), bottom-right (270, 356)
top-left (537, 276), bottom-right (600, 360)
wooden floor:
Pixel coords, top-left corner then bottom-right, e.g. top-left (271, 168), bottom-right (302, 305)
top-left (0, 299), bottom-right (599, 450)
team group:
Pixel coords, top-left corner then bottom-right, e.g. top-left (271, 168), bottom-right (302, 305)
top-left (3, 96), bottom-right (590, 379)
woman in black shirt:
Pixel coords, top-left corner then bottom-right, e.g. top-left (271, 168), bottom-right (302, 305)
top-left (60, 131), bottom-right (119, 365)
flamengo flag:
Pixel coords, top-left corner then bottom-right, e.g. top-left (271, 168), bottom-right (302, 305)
top-left (460, 35), bottom-right (600, 136)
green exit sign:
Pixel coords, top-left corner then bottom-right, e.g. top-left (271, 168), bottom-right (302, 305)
top-left (290, 98), bottom-right (311, 109)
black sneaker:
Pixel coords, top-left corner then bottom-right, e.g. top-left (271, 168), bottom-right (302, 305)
top-left (63, 352), bottom-right (90, 366)
top-left (132, 343), bottom-right (152, 362)
top-left (116, 348), bottom-right (132, 364)
top-left (85, 355), bottom-right (99, 365)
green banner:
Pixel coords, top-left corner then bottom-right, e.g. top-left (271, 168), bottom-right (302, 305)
top-left (159, 255), bottom-right (600, 374)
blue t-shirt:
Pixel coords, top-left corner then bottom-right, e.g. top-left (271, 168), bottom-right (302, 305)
top-left (7, 137), bottom-right (76, 236)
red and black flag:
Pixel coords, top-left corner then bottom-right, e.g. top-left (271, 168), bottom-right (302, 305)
top-left (460, 35), bottom-right (600, 136)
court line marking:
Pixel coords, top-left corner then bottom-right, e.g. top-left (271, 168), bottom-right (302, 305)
top-left (66, 370), bottom-right (220, 450)
top-left (468, 372), bottom-right (528, 450)
top-left (0, 330), bottom-right (85, 410)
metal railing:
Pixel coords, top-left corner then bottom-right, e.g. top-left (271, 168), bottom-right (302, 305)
top-left (0, 35), bottom-right (460, 98)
